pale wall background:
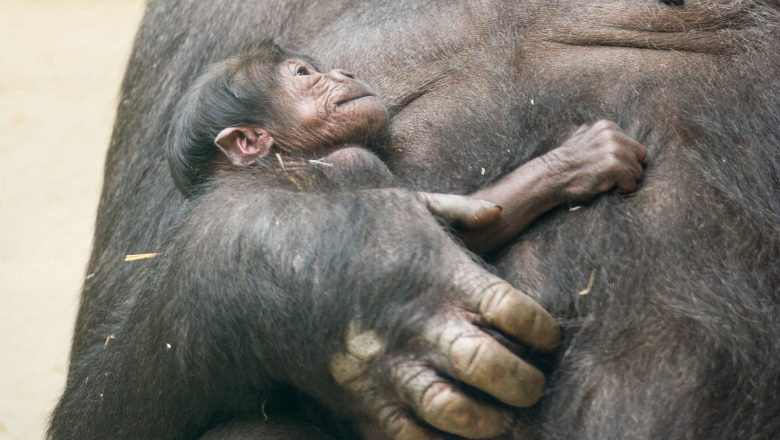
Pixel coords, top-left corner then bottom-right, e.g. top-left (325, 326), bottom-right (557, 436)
top-left (0, 1), bottom-right (146, 438)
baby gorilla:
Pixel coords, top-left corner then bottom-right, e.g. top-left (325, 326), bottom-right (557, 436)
top-left (168, 44), bottom-right (392, 192)
top-left (168, 43), bottom-right (647, 254)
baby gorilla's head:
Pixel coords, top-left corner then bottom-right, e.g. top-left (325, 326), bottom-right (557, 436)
top-left (168, 42), bottom-right (388, 196)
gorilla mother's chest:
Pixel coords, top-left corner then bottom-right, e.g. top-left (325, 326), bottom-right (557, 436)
top-left (280, 0), bottom-right (519, 192)
top-left (282, 0), bottom-right (756, 192)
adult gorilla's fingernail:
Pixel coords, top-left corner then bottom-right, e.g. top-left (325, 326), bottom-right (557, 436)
top-left (481, 200), bottom-right (502, 211)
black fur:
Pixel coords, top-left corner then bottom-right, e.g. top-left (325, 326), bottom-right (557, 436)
top-left (50, 1), bottom-right (780, 439)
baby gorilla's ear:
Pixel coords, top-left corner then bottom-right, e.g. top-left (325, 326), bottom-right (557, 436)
top-left (214, 126), bottom-right (274, 166)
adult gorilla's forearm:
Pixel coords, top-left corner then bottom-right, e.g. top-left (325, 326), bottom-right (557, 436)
top-left (49, 172), bottom-right (559, 439)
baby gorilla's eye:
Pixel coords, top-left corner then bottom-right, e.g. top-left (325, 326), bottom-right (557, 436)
top-left (296, 66), bottom-right (311, 76)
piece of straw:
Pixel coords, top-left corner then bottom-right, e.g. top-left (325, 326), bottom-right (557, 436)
top-left (578, 270), bottom-right (596, 296)
top-left (276, 153), bottom-right (303, 191)
top-left (124, 253), bottom-right (159, 262)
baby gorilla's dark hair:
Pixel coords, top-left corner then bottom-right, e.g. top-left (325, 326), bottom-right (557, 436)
top-left (167, 43), bottom-right (299, 196)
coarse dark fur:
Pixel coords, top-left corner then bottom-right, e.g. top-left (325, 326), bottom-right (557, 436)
top-left (50, 1), bottom-right (780, 439)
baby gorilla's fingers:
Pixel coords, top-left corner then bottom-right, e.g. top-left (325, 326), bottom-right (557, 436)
top-left (610, 134), bottom-right (646, 193)
top-left (615, 161), bottom-right (644, 193)
top-left (424, 317), bottom-right (546, 407)
top-left (626, 136), bottom-right (648, 162)
top-left (391, 360), bottom-right (511, 439)
top-left (418, 192), bottom-right (502, 230)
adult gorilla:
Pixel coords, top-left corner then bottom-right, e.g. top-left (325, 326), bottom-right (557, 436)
top-left (50, 1), bottom-right (780, 439)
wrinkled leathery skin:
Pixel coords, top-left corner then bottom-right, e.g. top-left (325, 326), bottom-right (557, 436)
top-left (50, 1), bottom-right (779, 439)
top-left (329, 323), bottom-right (386, 385)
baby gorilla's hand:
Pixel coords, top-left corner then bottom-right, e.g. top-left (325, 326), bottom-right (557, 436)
top-left (541, 120), bottom-right (647, 200)
top-left (457, 120), bottom-right (647, 255)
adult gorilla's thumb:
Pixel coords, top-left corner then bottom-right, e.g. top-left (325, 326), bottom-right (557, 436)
top-left (417, 192), bottom-right (502, 231)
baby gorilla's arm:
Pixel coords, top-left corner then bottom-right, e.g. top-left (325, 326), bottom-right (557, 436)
top-left (319, 145), bottom-right (504, 231)
top-left (461, 121), bottom-right (647, 254)
top-left (317, 121), bottom-right (646, 257)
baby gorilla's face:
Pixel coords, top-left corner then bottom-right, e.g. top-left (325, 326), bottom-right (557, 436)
top-left (270, 59), bottom-right (388, 155)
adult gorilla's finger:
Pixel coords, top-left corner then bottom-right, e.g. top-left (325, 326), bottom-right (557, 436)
top-left (426, 319), bottom-right (546, 407)
top-left (418, 192), bottom-right (502, 230)
top-left (459, 270), bottom-right (561, 352)
top-left (361, 394), bottom-right (446, 440)
top-left (332, 367), bottom-right (444, 440)
top-left (393, 360), bottom-right (511, 439)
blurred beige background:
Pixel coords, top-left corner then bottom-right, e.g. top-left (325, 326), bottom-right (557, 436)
top-left (0, 1), bottom-right (145, 438)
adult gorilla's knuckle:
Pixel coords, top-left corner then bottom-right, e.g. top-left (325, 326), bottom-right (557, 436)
top-left (397, 362), bottom-right (429, 390)
top-left (420, 382), bottom-right (509, 438)
top-left (449, 333), bottom-right (487, 379)
top-left (454, 268), bottom-right (491, 297)
top-left (479, 281), bottom-right (514, 318)
top-left (419, 379), bottom-right (456, 415)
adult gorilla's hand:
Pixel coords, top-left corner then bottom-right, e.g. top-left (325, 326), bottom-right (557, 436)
top-left (335, 269), bottom-right (560, 439)
top-left (319, 192), bottom-right (561, 439)
top-left (92, 177), bottom-right (561, 440)
top-left (417, 192), bottom-right (503, 231)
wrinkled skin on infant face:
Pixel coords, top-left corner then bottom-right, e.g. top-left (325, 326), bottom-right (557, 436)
top-left (269, 59), bottom-right (387, 155)
top-left (213, 58), bottom-right (389, 164)
top-left (50, 1), bottom-right (780, 440)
